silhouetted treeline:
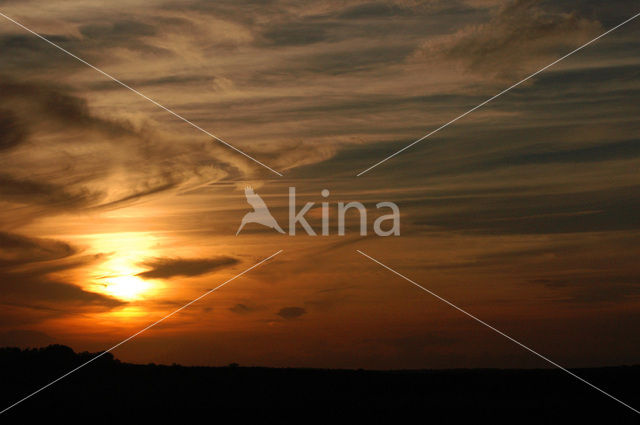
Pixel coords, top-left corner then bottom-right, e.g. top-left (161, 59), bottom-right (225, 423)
top-left (1, 345), bottom-right (639, 424)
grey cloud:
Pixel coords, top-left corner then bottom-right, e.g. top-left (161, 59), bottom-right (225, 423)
top-left (489, 138), bottom-right (640, 167)
top-left (88, 74), bottom-right (213, 91)
top-left (276, 306), bottom-right (306, 319)
top-left (137, 256), bottom-right (239, 279)
top-left (0, 232), bottom-right (76, 267)
top-left (0, 79), bottom-right (136, 135)
top-left (530, 274), bottom-right (640, 303)
top-left (0, 270), bottom-right (124, 308)
top-left (298, 44), bottom-right (414, 76)
top-left (254, 1), bottom-right (477, 49)
top-left (0, 173), bottom-right (104, 212)
top-left (336, 2), bottom-right (413, 19)
top-left (261, 23), bottom-right (330, 46)
top-left (411, 136), bottom-right (640, 180)
top-left (0, 34), bottom-right (86, 76)
top-left (411, 184), bottom-right (640, 235)
top-left (0, 109), bottom-right (27, 151)
top-left (229, 303), bottom-right (251, 314)
top-left (1, 18), bottom-right (167, 69)
top-left (79, 20), bottom-right (157, 40)
top-left (95, 180), bottom-right (180, 210)
top-left (229, 303), bottom-right (261, 314)
top-left (77, 19), bottom-right (170, 55)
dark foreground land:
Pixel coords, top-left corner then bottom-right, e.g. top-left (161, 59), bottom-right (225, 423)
top-left (0, 345), bottom-right (639, 424)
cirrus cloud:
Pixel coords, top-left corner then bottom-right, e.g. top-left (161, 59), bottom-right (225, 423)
top-left (411, 0), bottom-right (602, 81)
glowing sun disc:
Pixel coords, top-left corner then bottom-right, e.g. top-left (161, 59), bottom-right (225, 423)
top-left (104, 275), bottom-right (150, 301)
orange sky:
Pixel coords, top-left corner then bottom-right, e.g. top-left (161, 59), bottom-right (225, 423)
top-left (0, 0), bottom-right (639, 369)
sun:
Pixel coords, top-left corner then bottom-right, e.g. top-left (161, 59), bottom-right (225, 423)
top-left (103, 274), bottom-right (151, 301)
top-left (82, 232), bottom-right (162, 302)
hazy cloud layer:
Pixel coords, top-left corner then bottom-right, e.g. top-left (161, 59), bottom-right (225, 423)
top-left (0, 0), bottom-right (638, 368)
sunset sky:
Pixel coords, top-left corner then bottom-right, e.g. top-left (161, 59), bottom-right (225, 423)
top-left (0, 0), bottom-right (639, 370)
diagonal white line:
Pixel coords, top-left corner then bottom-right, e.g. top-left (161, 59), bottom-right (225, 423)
top-left (356, 249), bottom-right (640, 415)
top-left (356, 11), bottom-right (640, 176)
top-left (0, 11), bottom-right (283, 177)
top-left (0, 249), bottom-right (283, 416)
